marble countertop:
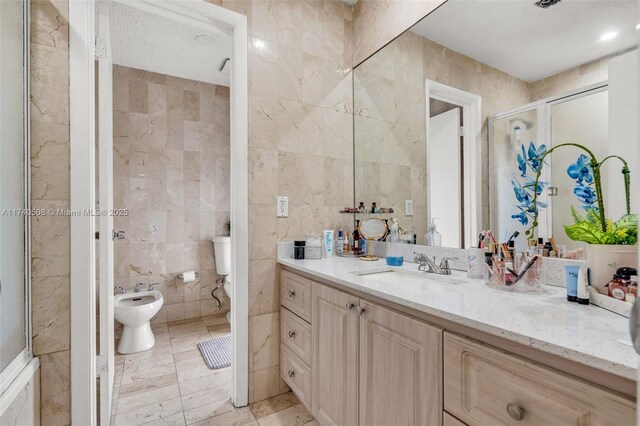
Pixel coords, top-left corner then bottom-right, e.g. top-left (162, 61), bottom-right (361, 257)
top-left (278, 256), bottom-right (638, 380)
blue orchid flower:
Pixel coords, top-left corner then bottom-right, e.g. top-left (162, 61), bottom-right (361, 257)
top-left (511, 179), bottom-right (531, 204)
top-left (511, 209), bottom-right (529, 225)
top-left (574, 184), bottom-right (597, 205)
top-left (527, 142), bottom-right (547, 172)
top-left (567, 154), bottom-right (594, 184)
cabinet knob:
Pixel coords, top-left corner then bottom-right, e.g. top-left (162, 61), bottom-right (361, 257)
top-left (357, 306), bottom-right (366, 315)
top-left (288, 290), bottom-right (295, 297)
top-left (287, 370), bottom-right (295, 378)
top-left (288, 330), bottom-right (295, 338)
top-left (506, 403), bottom-right (525, 421)
top-left (345, 302), bottom-right (355, 310)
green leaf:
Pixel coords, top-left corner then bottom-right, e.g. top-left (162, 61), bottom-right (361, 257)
top-left (585, 208), bottom-right (602, 227)
top-left (563, 221), bottom-right (606, 244)
top-left (569, 206), bottom-right (584, 224)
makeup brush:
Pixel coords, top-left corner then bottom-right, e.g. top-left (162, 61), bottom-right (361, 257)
top-left (506, 231), bottom-right (520, 246)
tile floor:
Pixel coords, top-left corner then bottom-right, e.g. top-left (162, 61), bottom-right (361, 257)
top-left (111, 315), bottom-right (315, 426)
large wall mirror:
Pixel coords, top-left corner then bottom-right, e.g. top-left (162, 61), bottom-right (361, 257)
top-left (353, 0), bottom-right (638, 249)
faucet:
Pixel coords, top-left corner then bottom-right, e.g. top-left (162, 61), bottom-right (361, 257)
top-left (134, 283), bottom-right (143, 293)
top-left (148, 282), bottom-right (157, 291)
top-left (413, 252), bottom-right (458, 275)
top-left (115, 286), bottom-right (125, 295)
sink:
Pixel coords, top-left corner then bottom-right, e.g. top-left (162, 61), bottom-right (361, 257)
top-left (350, 267), bottom-right (467, 285)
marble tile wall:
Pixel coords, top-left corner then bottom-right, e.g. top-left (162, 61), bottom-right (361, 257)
top-left (30, 0), bottom-right (71, 424)
top-left (352, 0), bottom-right (445, 67)
top-left (529, 53), bottom-right (618, 102)
top-left (354, 30), bottom-right (531, 240)
top-left (217, 0), bottom-right (355, 403)
top-left (112, 65), bottom-right (231, 323)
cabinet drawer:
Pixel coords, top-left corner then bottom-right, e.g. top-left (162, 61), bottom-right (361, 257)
top-left (444, 333), bottom-right (635, 426)
top-left (281, 344), bottom-right (311, 411)
top-left (281, 308), bottom-right (312, 366)
top-left (281, 270), bottom-right (312, 322)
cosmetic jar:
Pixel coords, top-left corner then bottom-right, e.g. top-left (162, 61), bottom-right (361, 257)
top-left (294, 241), bottom-right (305, 260)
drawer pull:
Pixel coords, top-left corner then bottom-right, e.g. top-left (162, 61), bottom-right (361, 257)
top-left (287, 370), bottom-right (295, 378)
top-left (346, 302), bottom-right (355, 310)
top-left (288, 290), bottom-right (295, 297)
top-left (288, 330), bottom-right (295, 338)
top-left (506, 403), bottom-right (525, 421)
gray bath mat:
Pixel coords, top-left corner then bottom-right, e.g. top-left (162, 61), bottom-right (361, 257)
top-left (198, 335), bottom-right (232, 370)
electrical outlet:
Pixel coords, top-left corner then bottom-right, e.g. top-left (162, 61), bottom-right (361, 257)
top-left (277, 196), bottom-right (289, 218)
top-left (405, 199), bottom-right (413, 216)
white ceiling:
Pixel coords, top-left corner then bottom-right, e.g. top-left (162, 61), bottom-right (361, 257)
top-left (411, 0), bottom-right (638, 82)
top-left (110, 2), bottom-right (232, 87)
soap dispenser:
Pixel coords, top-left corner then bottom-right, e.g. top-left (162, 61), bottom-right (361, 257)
top-left (385, 221), bottom-right (404, 266)
top-left (425, 218), bottom-right (442, 247)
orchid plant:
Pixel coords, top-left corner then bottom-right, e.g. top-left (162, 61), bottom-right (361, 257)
top-left (510, 142), bottom-right (548, 226)
top-left (522, 143), bottom-right (637, 245)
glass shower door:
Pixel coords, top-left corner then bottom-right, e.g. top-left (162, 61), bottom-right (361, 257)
top-left (0, 0), bottom-right (29, 386)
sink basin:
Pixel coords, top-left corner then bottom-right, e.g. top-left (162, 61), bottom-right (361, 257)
top-left (350, 267), bottom-right (467, 285)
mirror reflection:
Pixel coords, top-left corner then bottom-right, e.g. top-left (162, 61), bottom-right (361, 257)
top-left (353, 0), bottom-right (638, 249)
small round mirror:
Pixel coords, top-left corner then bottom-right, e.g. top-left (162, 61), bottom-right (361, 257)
top-left (359, 219), bottom-right (388, 261)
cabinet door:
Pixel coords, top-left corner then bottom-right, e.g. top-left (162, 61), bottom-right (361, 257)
top-left (359, 301), bottom-right (443, 426)
top-left (312, 283), bottom-right (359, 426)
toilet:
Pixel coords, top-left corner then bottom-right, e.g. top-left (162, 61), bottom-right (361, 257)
top-left (213, 236), bottom-right (231, 323)
top-left (114, 289), bottom-right (164, 354)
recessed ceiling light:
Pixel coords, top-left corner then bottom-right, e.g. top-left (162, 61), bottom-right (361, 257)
top-left (636, 23), bottom-right (640, 30)
top-left (600, 31), bottom-right (618, 41)
top-left (253, 39), bottom-right (264, 48)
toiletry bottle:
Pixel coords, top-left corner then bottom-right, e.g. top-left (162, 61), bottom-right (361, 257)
top-left (576, 265), bottom-right (590, 305)
top-left (358, 202), bottom-right (365, 213)
top-left (425, 218), bottom-right (442, 247)
top-left (385, 223), bottom-right (403, 266)
top-left (371, 202), bottom-right (378, 213)
top-left (336, 231), bottom-right (344, 256)
top-left (343, 232), bottom-right (350, 254)
top-left (352, 223), bottom-right (361, 254)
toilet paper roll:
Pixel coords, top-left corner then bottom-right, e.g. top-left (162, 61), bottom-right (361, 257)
top-left (181, 271), bottom-right (196, 283)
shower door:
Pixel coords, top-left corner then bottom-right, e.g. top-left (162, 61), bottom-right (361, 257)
top-left (0, 0), bottom-right (31, 392)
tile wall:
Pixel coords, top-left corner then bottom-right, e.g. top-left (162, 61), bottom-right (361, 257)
top-left (112, 65), bottom-right (231, 323)
top-left (218, 0), bottom-right (355, 403)
top-left (30, 0), bottom-right (71, 424)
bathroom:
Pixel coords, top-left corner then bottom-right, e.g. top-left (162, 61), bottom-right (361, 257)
top-left (0, 0), bottom-right (639, 425)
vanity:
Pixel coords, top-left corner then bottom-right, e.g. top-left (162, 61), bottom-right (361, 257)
top-left (277, 257), bottom-right (636, 426)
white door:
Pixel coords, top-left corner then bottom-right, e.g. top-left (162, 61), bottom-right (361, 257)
top-left (97, 1), bottom-right (115, 424)
top-left (428, 108), bottom-right (461, 248)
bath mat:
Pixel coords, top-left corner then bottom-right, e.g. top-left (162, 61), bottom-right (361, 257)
top-left (198, 335), bottom-right (232, 370)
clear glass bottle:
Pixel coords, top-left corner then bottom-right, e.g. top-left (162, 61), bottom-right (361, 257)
top-left (386, 223), bottom-right (403, 266)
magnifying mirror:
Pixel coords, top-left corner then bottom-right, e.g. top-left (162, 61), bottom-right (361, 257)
top-left (359, 218), bottom-right (388, 261)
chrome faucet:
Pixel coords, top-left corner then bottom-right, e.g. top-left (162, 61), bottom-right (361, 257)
top-left (413, 252), bottom-right (458, 275)
top-left (134, 283), bottom-right (143, 293)
top-left (148, 282), bottom-right (157, 291)
top-left (115, 286), bottom-right (125, 295)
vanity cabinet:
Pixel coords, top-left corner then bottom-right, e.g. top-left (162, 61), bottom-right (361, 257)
top-left (444, 333), bottom-right (636, 426)
top-left (359, 300), bottom-right (442, 426)
top-left (308, 279), bottom-right (443, 426)
top-left (280, 268), bottom-right (636, 426)
top-left (311, 282), bottom-right (359, 426)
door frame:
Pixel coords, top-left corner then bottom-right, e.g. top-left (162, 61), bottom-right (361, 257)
top-left (425, 80), bottom-right (482, 248)
top-left (69, 1), bottom-right (249, 422)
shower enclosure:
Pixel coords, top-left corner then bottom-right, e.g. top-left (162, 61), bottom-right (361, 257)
top-left (489, 83), bottom-right (609, 252)
top-left (0, 0), bottom-right (32, 395)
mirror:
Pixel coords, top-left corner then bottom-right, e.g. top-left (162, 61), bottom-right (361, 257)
top-left (353, 0), bottom-right (638, 250)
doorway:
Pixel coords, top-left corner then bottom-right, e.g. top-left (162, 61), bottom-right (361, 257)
top-left (69, 1), bottom-right (248, 423)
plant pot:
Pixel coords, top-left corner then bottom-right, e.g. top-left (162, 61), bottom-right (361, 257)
top-left (586, 244), bottom-right (637, 294)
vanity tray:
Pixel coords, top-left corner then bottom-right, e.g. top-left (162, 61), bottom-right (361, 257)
top-left (337, 252), bottom-right (365, 258)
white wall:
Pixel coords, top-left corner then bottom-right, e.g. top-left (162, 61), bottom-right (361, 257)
top-left (607, 50), bottom-right (638, 220)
